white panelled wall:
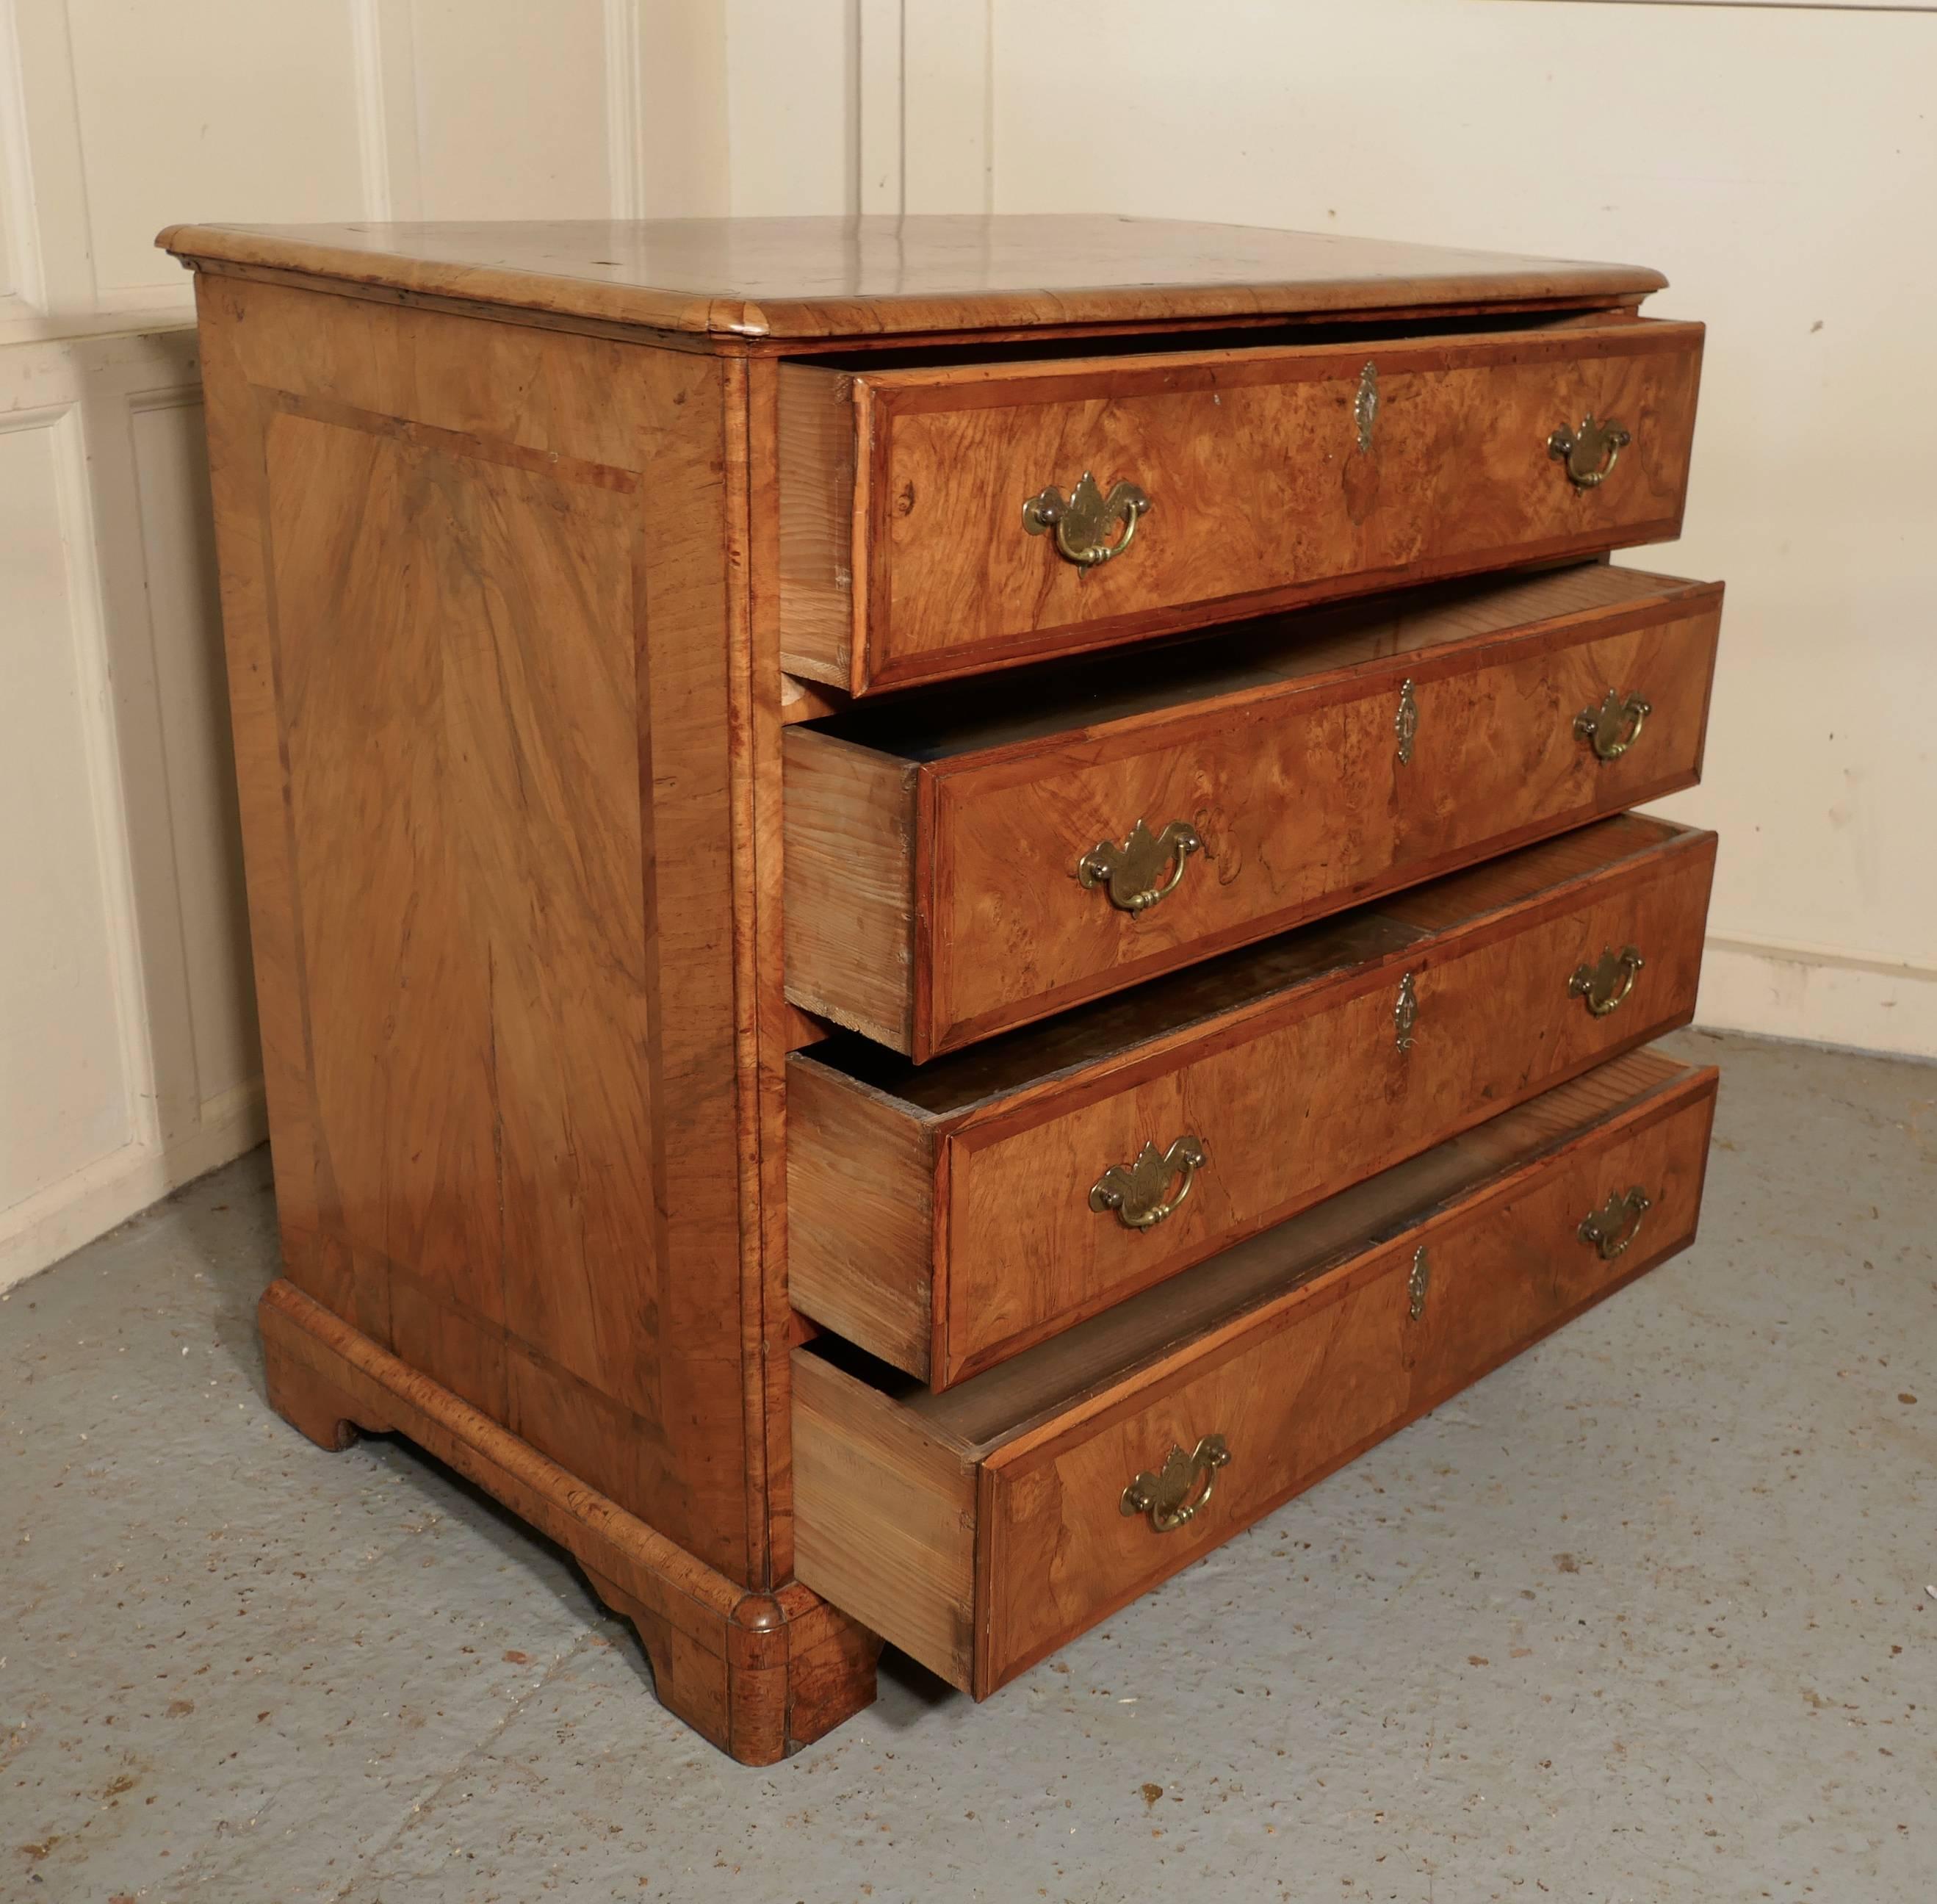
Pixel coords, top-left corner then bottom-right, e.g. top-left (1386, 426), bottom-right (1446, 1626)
top-left (2, 0), bottom-right (1929, 1290)
top-left (0, 0), bottom-right (756, 1289)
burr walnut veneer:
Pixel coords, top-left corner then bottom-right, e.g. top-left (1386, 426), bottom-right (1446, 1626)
top-left (790, 814), bottom-right (1713, 1388)
top-left (775, 320), bottom-right (1701, 691)
top-left (796, 1048), bottom-right (1716, 1695)
top-left (162, 216), bottom-right (1720, 1764)
top-left (787, 564), bottom-right (1720, 1056)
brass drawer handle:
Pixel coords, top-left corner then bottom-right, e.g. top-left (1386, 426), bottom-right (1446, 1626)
top-left (1548, 413), bottom-right (1630, 489)
top-left (1574, 688), bottom-right (1651, 762)
top-left (1090, 1136), bottom-right (1207, 1231)
top-left (1407, 1244), bottom-right (1432, 1321)
top-left (1121, 1433), bottom-right (1230, 1533)
top-left (1078, 818), bottom-right (1202, 914)
top-left (1578, 1186), bottom-right (1651, 1262)
top-left (1569, 945), bottom-right (1644, 1017)
top-left (1022, 470), bottom-right (1150, 569)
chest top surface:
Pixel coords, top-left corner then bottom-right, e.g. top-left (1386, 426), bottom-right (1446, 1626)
top-left (157, 214), bottom-right (1665, 343)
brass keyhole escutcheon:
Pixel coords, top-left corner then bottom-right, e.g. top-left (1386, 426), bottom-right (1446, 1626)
top-left (1570, 945), bottom-right (1644, 1018)
top-left (1394, 677), bottom-right (1418, 766)
top-left (1090, 1136), bottom-right (1208, 1231)
top-left (1022, 470), bottom-right (1150, 569)
top-left (1394, 970), bottom-right (1418, 1052)
top-left (1548, 413), bottom-right (1631, 489)
top-left (1120, 1433), bottom-right (1230, 1534)
top-left (1354, 360), bottom-right (1379, 453)
top-left (1574, 688), bottom-right (1651, 763)
top-left (1078, 818), bottom-right (1202, 914)
top-left (1407, 1244), bottom-right (1432, 1322)
top-left (1578, 1185), bottom-right (1651, 1262)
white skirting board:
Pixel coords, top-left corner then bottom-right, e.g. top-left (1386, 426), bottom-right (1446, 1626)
top-left (0, 1084), bottom-right (266, 1294)
top-left (1695, 937), bottom-right (1937, 1064)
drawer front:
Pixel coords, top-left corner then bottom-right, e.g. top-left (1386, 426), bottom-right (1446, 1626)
top-left (927, 593), bottom-right (1717, 1053)
top-left (779, 320), bottom-right (1703, 694)
top-left (939, 827), bottom-right (1712, 1383)
top-left (792, 1055), bottom-right (1718, 1696)
top-left (973, 1071), bottom-right (1715, 1692)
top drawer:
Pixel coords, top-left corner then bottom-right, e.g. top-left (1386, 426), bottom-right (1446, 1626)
top-left (776, 317), bottom-right (1703, 694)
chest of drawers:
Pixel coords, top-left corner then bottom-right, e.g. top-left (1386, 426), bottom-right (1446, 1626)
top-left (161, 216), bottom-right (1722, 1765)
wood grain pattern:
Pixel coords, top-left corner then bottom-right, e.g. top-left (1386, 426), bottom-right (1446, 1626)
top-left (260, 1280), bottom-right (879, 1763)
top-left (174, 256), bottom-right (1667, 370)
top-left (780, 673), bottom-right (848, 726)
top-left (790, 1053), bottom-right (1717, 1694)
top-left (781, 730), bottom-right (919, 1047)
top-left (788, 816), bottom-right (1712, 1386)
top-left (793, 1352), bottom-right (978, 1688)
top-left (776, 1586), bottom-right (887, 1746)
top-left (786, 564), bottom-right (1722, 1058)
top-left (743, 355), bottom-right (804, 1586)
top-left (776, 364), bottom-right (862, 685)
top-left (786, 1059), bottom-right (937, 1371)
top-left (159, 216), bottom-right (1666, 343)
top-left (196, 274), bottom-right (757, 1583)
top-left (778, 320), bottom-right (1703, 691)
top-left (721, 349), bottom-right (778, 1587)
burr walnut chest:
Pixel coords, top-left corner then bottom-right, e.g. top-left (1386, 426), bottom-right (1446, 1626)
top-left (160, 215), bottom-right (1721, 1761)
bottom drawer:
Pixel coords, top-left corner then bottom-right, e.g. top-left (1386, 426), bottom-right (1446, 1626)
top-left (793, 1047), bottom-right (1717, 1697)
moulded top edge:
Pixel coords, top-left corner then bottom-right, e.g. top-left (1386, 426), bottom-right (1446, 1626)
top-left (156, 215), bottom-right (1667, 342)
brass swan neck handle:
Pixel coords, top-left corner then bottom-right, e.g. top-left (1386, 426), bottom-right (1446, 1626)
top-left (1090, 1136), bottom-right (1208, 1231)
top-left (1022, 471), bottom-right (1150, 569)
top-left (1121, 1435), bottom-right (1230, 1534)
top-left (1578, 1186), bottom-right (1652, 1262)
top-left (1078, 818), bottom-right (1202, 914)
top-left (1575, 688), bottom-right (1651, 762)
top-left (1548, 414), bottom-right (1630, 488)
top-left (1570, 945), bottom-right (1644, 1018)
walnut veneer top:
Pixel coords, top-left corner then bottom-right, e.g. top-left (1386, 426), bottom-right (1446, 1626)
top-left (158, 214), bottom-right (1666, 342)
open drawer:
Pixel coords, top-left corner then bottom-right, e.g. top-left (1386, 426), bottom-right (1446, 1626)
top-left (793, 1047), bottom-right (1717, 1698)
top-left (776, 317), bottom-right (1703, 694)
top-left (785, 563), bottom-right (1722, 1058)
top-left (790, 813), bottom-right (1714, 1388)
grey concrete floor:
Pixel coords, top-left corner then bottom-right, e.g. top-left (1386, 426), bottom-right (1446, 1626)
top-left (3, 1028), bottom-right (1933, 1904)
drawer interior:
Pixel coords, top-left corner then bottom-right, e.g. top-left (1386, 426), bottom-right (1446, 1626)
top-left (796, 303), bottom-right (1640, 375)
top-left (801, 560), bottom-right (1701, 765)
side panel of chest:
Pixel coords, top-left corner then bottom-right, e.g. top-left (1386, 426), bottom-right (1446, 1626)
top-left (195, 275), bottom-right (757, 1583)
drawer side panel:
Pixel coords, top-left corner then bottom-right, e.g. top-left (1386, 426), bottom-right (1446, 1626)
top-left (787, 1061), bottom-right (937, 1378)
top-left (782, 727), bottom-right (919, 1047)
top-left (776, 361), bottom-right (862, 685)
top-left (792, 1353), bottom-right (978, 1690)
